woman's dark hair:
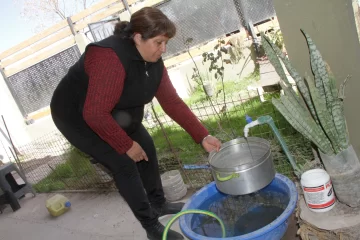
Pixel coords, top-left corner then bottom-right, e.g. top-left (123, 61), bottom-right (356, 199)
top-left (114, 7), bottom-right (176, 40)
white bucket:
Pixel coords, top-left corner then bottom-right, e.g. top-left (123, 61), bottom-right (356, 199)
top-left (161, 170), bottom-right (187, 201)
top-left (300, 169), bottom-right (336, 213)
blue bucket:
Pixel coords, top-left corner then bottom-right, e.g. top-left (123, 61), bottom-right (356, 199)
top-left (179, 173), bottom-right (298, 240)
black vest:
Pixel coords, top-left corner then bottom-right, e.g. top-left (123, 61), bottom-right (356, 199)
top-left (51, 35), bottom-right (164, 134)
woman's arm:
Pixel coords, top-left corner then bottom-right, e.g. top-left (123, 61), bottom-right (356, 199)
top-left (82, 46), bottom-right (133, 154)
top-left (155, 67), bottom-right (209, 143)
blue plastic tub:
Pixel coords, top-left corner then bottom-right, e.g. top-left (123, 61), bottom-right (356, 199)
top-left (179, 173), bottom-right (298, 240)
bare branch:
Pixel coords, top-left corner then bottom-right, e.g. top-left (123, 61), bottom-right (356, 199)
top-left (14, 0), bottom-right (97, 31)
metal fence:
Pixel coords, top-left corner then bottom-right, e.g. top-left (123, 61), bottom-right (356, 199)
top-left (4, 46), bottom-right (81, 117)
top-left (157, 0), bottom-right (276, 59)
top-left (87, 0), bottom-right (276, 59)
top-left (13, 89), bottom-right (313, 193)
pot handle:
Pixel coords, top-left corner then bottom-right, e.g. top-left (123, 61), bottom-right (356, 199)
top-left (216, 173), bottom-right (240, 182)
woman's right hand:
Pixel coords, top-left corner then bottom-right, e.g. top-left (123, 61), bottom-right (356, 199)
top-left (126, 141), bottom-right (148, 162)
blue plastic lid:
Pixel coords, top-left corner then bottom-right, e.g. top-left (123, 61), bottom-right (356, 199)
top-left (246, 115), bottom-right (253, 123)
top-left (65, 201), bottom-right (71, 208)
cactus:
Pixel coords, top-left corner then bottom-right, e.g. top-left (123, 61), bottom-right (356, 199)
top-left (261, 30), bottom-right (349, 155)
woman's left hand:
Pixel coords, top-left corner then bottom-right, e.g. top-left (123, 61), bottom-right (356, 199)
top-left (202, 135), bottom-right (222, 153)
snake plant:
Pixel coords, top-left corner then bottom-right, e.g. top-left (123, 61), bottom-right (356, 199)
top-left (261, 30), bottom-right (349, 155)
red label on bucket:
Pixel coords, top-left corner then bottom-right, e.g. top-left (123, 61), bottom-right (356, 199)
top-left (308, 198), bottom-right (335, 209)
top-left (302, 180), bottom-right (336, 211)
top-left (303, 185), bottom-right (325, 192)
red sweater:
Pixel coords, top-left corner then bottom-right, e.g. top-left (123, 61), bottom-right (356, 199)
top-left (83, 46), bottom-right (209, 154)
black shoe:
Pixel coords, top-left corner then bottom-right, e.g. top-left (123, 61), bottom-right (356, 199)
top-left (154, 201), bottom-right (185, 217)
top-left (146, 221), bottom-right (184, 240)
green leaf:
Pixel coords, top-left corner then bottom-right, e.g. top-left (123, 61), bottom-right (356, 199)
top-left (302, 30), bottom-right (349, 153)
top-left (325, 64), bottom-right (349, 150)
top-left (302, 30), bottom-right (334, 111)
top-left (261, 33), bottom-right (306, 110)
top-left (185, 38), bottom-right (193, 45)
top-left (305, 75), bottom-right (339, 154)
top-left (325, 63), bottom-right (339, 100)
top-left (263, 33), bottom-right (319, 123)
top-left (272, 97), bottom-right (332, 154)
top-left (331, 100), bottom-right (349, 150)
top-left (261, 34), bottom-right (290, 84)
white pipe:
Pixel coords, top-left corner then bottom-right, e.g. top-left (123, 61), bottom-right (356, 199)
top-left (243, 119), bottom-right (260, 138)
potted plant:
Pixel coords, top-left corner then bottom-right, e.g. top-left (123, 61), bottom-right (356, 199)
top-left (261, 30), bottom-right (360, 207)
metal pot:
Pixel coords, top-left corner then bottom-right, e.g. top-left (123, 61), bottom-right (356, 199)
top-left (208, 137), bottom-right (275, 195)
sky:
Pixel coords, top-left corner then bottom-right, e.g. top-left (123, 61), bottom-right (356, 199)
top-left (0, 0), bottom-right (101, 54)
top-left (1, 0), bottom-right (360, 54)
top-left (0, 0), bottom-right (38, 53)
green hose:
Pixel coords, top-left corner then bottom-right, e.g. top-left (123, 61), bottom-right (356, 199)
top-left (257, 115), bottom-right (302, 176)
top-left (162, 209), bottom-right (226, 240)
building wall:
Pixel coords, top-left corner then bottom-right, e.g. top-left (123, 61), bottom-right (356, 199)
top-left (0, 72), bottom-right (31, 162)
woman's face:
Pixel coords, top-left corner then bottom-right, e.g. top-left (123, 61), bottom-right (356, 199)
top-left (134, 33), bottom-right (169, 62)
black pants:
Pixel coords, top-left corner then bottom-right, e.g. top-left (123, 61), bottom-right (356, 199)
top-left (52, 115), bottom-right (165, 229)
top-left (95, 125), bottom-right (166, 228)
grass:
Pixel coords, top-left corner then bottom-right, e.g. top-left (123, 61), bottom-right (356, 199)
top-left (33, 147), bottom-right (99, 193)
top-left (184, 86), bottom-right (208, 106)
top-left (219, 67), bottom-right (260, 95)
top-left (185, 74), bottom-right (260, 106)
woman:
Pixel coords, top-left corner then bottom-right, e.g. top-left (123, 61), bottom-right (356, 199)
top-left (50, 6), bottom-right (221, 240)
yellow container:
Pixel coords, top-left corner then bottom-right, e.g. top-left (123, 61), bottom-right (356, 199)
top-left (46, 194), bottom-right (71, 217)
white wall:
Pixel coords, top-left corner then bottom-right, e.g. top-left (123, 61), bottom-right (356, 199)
top-left (0, 72), bottom-right (31, 162)
top-left (165, 40), bottom-right (256, 100)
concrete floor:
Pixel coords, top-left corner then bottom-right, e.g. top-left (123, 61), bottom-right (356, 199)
top-left (0, 192), bottom-right (147, 240)
top-left (0, 190), bottom-right (300, 240)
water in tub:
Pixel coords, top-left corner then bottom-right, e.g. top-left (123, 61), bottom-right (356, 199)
top-left (191, 187), bottom-right (289, 237)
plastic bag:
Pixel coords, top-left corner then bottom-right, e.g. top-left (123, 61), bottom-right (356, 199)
top-left (319, 145), bottom-right (360, 207)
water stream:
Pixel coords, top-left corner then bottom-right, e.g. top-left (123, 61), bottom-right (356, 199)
top-left (244, 137), bottom-right (255, 162)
